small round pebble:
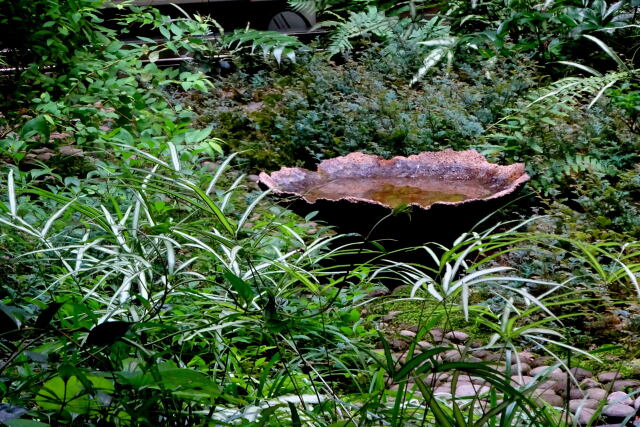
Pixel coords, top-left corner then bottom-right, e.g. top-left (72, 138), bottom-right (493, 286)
top-left (580, 378), bottom-right (600, 389)
top-left (511, 375), bottom-right (534, 386)
top-left (586, 388), bottom-right (607, 400)
top-left (444, 331), bottom-right (469, 342)
top-left (399, 330), bottom-right (416, 338)
top-left (534, 391), bottom-right (563, 407)
top-left (568, 388), bottom-right (587, 400)
top-left (434, 385), bottom-right (453, 395)
top-left (607, 391), bottom-right (633, 406)
top-left (570, 367), bottom-right (594, 381)
top-left (597, 371), bottom-right (621, 383)
top-left (602, 403), bottom-right (636, 418)
top-left (574, 407), bottom-right (596, 425)
top-left (429, 328), bottom-right (444, 342)
top-left (455, 384), bottom-right (490, 397)
top-left (416, 341), bottom-right (432, 350)
top-left (511, 362), bottom-right (532, 375)
top-left (569, 399), bottom-right (600, 411)
top-left (531, 366), bottom-right (562, 377)
top-left (611, 379), bottom-right (640, 391)
top-left (424, 373), bottom-right (446, 385)
top-left (471, 349), bottom-right (491, 359)
top-left (518, 351), bottom-right (536, 365)
top-left (444, 350), bottom-right (462, 362)
top-left (550, 370), bottom-right (568, 382)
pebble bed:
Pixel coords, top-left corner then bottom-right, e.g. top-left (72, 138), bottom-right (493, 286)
top-left (380, 325), bottom-right (640, 426)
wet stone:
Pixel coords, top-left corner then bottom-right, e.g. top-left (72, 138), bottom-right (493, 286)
top-left (602, 403), bottom-right (636, 418)
top-left (570, 368), bottom-right (594, 382)
top-left (417, 341), bottom-right (433, 350)
top-left (635, 396), bottom-right (640, 410)
top-left (399, 330), bottom-right (417, 338)
top-left (390, 339), bottom-right (408, 351)
top-left (550, 370), bottom-right (568, 383)
top-left (530, 366), bottom-right (561, 377)
top-left (455, 384), bottom-right (490, 397)
top-left (534, 391), bottom-right (564, 407)
top-left (518, 351), bottom-right (536, 365)
top-left (536, 380), bottom-right (558, 393)
top-left (511, 375), bottom-right (534, 386)
top-left (566, 388), bottom-right (587, 400)
top-left (468, 339), bottom-right (483, 348)
top-left (586, 388), bottom-right (607, 401)
top-left (382, 311), bottom-right (402, 322)
top-left (574, 407), bottom-right (596, 425)
top-left (444, 331), bottom-right (469, 342)
top-left (511, 362), bottom-right (532, 375)
top-left (597, 371), bottom-right (622, 383)
top-left (611, 379), bottom-right (640, 391)
top-left (580, 378), bottom-right (601, 389)
top-left (471, 349), bottom-right (491, 359)
top-left (607, 391), bottom-right (633, 406)
top-left (444, 350), bottom-right (463, 362)
top-left (434, 386), bottom-right (453, 395)
top-left (569, 399), bottom-right (601, 411)
top-left (429, 328), bottom-right (444, 343)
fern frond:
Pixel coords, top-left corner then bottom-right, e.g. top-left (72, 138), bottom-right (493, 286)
top-left (526, 70), bottom-right (635, 110)
top-left (322, 6), bottom-right (396, 56)
top-left (223, 29), bottom-right (305, 64)
top-left (563, 154), bottom-right (615, 176)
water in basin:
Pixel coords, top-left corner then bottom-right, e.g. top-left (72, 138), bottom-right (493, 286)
top-left (303, 177), bottom-right (495, 208)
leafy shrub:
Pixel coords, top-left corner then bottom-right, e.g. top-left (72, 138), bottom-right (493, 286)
top-left (0, 0), bottom-right (112, 107)
top-left (443, 0), bottom-right (639, 68)
top-left (190, 51), bottom-right (539, 170)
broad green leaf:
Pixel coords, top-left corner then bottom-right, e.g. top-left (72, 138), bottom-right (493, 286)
top-left (36, 376), bottom-right (113, 414)
top-left (224, 270), bottom-right (257, 304)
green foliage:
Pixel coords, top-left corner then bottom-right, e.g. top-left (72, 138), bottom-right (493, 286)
top-left (444, 0), bottom-right (639, 67)
top-left (2, 0), bottom-right (640, 425)
top-left (319, 6), bottom-right (397, 56)
top-left (193, 51), bottom-right (537, 170)
top-left (0, 0), bottom-right (112, 104)
top-left (223, 29), bottom-right (307, 64)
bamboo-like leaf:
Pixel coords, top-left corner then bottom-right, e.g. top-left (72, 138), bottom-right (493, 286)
top-left (168, 142), bottom-right (180, 172)
top-left (8, 169), bottom-right (16, 217)
top-left (413, 379), bottom-right (454, 427)
top-left (182, 180), bottom-right (235, 235)
top-left (236, 190), bottom-right (271, 236)
top-left (588, 78), bottom-right (617, 109)
top-left (583, 34), bottom-right (628, 71)
top-left (613, 258), bottom-right (640, 298)
top-left (557, 60), bottom-right (602, 76)
top-left (206, 152), bottom-right (238, 195)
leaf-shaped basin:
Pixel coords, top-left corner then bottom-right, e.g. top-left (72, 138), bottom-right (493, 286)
top-left (259, 150), bottom-right (530, 245)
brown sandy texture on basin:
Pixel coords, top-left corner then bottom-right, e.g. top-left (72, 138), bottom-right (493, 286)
top-left (259, 150), bottom-right (530, 247)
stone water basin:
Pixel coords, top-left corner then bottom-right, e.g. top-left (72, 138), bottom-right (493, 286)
top-left (259, 150), bottom-right (530, 245)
